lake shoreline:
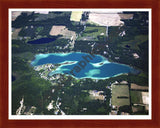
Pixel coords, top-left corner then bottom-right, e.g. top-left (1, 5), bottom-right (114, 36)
top-left (31, 52), bottom-right (138, 79)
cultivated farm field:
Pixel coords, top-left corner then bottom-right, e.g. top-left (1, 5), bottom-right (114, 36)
top-left (49, 25), bottom-right (76, 39)
top-left (111, 84), bottom-right (130, 107)
top-left (70, 11), bottom-right (83, 22)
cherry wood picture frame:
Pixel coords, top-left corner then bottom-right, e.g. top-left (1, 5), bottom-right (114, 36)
top-left (0, 0), bottom-right (160, 128)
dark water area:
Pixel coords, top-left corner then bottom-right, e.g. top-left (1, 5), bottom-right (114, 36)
top-left (27, 38), bottom-right (56, 44)
top-left (12, 75), bottom-right (16, 81)
top-left (130, 68), bottom-right (140, 74)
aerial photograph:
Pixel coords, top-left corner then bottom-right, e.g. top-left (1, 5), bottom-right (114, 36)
top-left (10, 9), bottom-right (150, 117)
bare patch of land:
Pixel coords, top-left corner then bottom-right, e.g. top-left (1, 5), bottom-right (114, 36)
top-left (88, 13), bottom-right (124, 26)
top-left (49, 26), bottom-right (66, 36)
top-left (131, 83), bottom-right (148, 91)
top-left (49, 25), bottom-right (76, 39)
top-left (88, 12), bottom-right (133, 26)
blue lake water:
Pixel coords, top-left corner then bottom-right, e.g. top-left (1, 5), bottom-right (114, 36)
top-left (28, 38), bottom-right (56, 44)
top-left (31, 52), bottom-right (137, 79)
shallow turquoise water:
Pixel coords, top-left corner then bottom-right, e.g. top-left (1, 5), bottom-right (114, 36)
top-left (31, 52), bottom-right (137, 79)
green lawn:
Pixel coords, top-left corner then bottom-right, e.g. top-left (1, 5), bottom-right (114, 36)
top-left (78, 26), bottom-right (106, 41)
top-left (111, 84), bottom-right (130, 106)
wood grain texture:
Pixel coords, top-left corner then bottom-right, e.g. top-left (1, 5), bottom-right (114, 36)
top-left (0, 0), bottom-right (160, 128)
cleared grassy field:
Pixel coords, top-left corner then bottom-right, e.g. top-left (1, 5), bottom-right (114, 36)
top-left (130, 91), bottom-right (143, 104)
top-left (70, 11), bottom-right (83, 22)
top-left (78, 26), bottom-right (106, 41)
top-left (111, 84), bottom-right (130, 106)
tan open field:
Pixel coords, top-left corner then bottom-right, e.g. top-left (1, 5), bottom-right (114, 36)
top-left (49, 25), bottom-right (76, 39)
top-left (131, 83), bottom-right (148, 90)
top-left (49, 26), bottom-right (66, 36)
